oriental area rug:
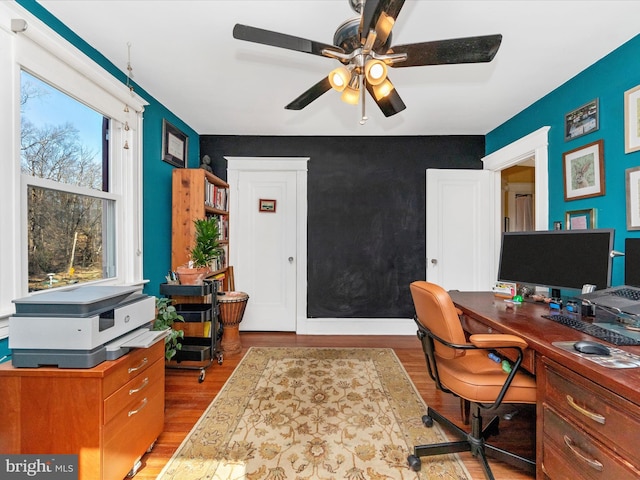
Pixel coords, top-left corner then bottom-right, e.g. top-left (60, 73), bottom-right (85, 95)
top-left (157, 347), bottom-right (471, 480)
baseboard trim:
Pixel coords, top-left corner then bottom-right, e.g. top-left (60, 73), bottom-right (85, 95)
top-left (296, 317), bottom-right (416, 335)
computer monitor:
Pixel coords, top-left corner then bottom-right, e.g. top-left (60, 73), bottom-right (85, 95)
top-left (625, 237), bottom-right (640, 287)
top-left (498, 229), bottom-right (614, 292)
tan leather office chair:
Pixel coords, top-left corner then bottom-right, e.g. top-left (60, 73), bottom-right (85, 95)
top-left (407, 281), bottom-right (536, 480)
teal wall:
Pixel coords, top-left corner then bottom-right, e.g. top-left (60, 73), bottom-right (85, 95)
top-left (0, 341), bottom-right (10, 363)
top-left (17, 0), bottom-right (200, 298)
top-left (486, 34), bottom-right (640, 287)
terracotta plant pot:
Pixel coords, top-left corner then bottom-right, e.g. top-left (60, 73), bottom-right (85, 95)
top-left (176, 265), bottom-right (211, 285)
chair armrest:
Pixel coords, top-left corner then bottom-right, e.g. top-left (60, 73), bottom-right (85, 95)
top-left (469, 334), bottom-right (528, 350)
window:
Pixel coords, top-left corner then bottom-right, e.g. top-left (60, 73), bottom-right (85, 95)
top-left (21, 71), bottom-right (116, 291)
top-left (0, 2), bottom-right (147, 331)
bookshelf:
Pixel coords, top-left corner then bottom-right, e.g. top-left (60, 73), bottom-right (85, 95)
top-left (171, 168), bottom-right (229, 287)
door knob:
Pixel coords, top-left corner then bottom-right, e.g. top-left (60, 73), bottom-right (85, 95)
top-left (288, 257), bottom-right (294, 263)
top-left (431, 258), bottom-right (438, 265)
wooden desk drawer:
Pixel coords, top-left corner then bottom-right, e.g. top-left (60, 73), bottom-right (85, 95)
top-left (544, 360), bottom-right (640, 466)
top-left (460, 314), bottom-right (536, 373)
top-left (103, 340), bottom-right (164, 397)
top-left (104, 358), bottom-right (164, 424)
top-left (543, 406), bottom-right (639, 480)
top-left (103, 370), bottom-right (164, 480)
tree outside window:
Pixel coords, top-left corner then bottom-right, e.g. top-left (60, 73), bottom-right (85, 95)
top-left (20, 71), bottom-right (115, 291)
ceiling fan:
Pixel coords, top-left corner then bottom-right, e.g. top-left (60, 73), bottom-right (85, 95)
top-left (233, 0), bottom-right (502, 123)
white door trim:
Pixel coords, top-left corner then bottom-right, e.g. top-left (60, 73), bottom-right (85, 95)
top-left (482, 126), bottom-right (550, 232)
top-left (225, 156), bottom-right (309, 332)
top-left (482, 126), bottom-right (550, 275)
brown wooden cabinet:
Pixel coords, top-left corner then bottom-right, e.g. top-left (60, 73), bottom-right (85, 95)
top-left (0, 340), bottom-right (165, 480)
top-left (171, 168), bottom-right (229, 286)
top-left (539, 357), bottom-right (640, 479)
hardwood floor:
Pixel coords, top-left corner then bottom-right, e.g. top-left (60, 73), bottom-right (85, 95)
top-left (134, 333), bottom-right (536, 480)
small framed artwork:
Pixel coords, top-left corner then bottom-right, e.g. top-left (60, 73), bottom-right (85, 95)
top-left (563, 139), bottom-right (605, 201)
top-left (162, 119), bottom-right (188, 167)
top-left (565, 98), bottom-right (599, 141)
top-left (626, 166), bottom-right (640, 230)
top-left (259, 199), bottom-right (276, 213)
top-left (624, 85), bottom-right (640, 153)
top-left (565, 208), bottom-right (597, 230)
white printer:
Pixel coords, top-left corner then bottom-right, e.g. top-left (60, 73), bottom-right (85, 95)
top-left (9, 285), bottom-right (164, 368)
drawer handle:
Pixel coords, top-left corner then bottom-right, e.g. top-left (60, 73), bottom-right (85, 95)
top-left (566, 395), bottom-right (606, 424)
top-left (129, 377), bottom-right (149, 395)
top-left (563, 435), bottom-right (604, 472)
top-left (128, 357), bottom-right (148, 374)
top-left (128, 398), bottom-right (148, 417)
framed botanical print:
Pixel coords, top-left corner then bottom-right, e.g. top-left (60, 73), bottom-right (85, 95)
top-left (563, 140), bottom-right (605, 201)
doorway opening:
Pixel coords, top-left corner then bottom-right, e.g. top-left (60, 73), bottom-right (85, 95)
top-left (482, 126), bottom-right (550, 274)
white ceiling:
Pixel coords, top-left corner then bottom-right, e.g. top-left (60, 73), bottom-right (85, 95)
top-left (37, 0), bottom-right (640, 137)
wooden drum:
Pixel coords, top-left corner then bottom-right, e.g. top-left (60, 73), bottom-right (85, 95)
top-left (217, 291), bottom-right (249, 355)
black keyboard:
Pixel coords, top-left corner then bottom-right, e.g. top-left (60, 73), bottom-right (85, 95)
top-left (542, 314), bottom-right (640, 346)
top-left (611, 288), bottom-right (640, 301)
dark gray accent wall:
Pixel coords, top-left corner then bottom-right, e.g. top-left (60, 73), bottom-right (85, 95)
top-left (200, 136), bottom-right (484, 318)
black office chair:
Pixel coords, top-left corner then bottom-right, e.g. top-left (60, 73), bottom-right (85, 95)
top-left (407, 281), bottom-right (537, 480)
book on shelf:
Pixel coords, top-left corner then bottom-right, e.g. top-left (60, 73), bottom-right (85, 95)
top-left (203, 178), bottom-right (228, 211)
top-left (212, 244), bottom-right (228, 272)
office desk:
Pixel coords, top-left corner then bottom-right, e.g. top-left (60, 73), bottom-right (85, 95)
top-left (449, 291), bottom-right (640, 480)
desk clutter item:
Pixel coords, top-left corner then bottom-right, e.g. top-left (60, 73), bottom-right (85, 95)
top-left (492, 281), bottom-right (517, 298)
top-left (553, 341), bottom-right (640, 368)
top-left (542, 314), bottom-right (640, 346)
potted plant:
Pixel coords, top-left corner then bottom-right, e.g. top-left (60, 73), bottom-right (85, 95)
top-left (152, 297), bottom-right (185, 361)
top-left (176, 217), bottom-right (223, 285)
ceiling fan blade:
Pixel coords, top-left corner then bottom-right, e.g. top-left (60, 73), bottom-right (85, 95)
top-left (233, 24), bottom-right (344, 57)
top-left (360, 0), bottom-right (405, 49)
top-left (285, 77), bottom-right (332, 110)
top-left (389, 34), bottom-right (503, 68)
top-left (365, 80), bottom-right (406, 117)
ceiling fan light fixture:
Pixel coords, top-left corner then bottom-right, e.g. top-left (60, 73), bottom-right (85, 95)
top-left (341, 75), bottom-right (360, 105)
top-left (328, 66), bottom-right (351, 92)
top-left (376, 12), bottom-right (395, 39)
top-left (341, 85), bottom-right (360, 105)
top-left (364, 59), bottom-right (388, 85)
top-left (372, 78), bottom-right (394, 100)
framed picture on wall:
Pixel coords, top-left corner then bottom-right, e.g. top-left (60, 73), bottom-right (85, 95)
top-left (626, 166), bottom-right (640, 230)
top-left (563, 139), bottom-right (605, 201)
top-left (162, 119), bottom-right (188, 167)
top-left (564, 98), bottom-right (599, 141)
top-left (625, 85), bottom-right (640, 153)
top-left (259, 199), bottom-right (276, 212)
top-left (565, 208), bottom-right (596, 230)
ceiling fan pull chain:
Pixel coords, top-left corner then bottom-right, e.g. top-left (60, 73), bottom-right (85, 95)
top-left (360, 75), bottom-right (368, 125)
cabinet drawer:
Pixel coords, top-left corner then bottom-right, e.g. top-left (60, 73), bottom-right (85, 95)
top-left (460, 314), bottom-right (536, 373)
top-left (103, 377), bottom-right (164, 480)
top-left (104, 358), bottom-right (164, 424)
top-left (544, 361), bottom-right (640, 465)
top-left (103, 340), bottom-right (164, 397)
top-left (543, 406), bottom-right (640, 480)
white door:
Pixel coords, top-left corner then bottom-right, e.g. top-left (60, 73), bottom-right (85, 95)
top-left (426, 169), bottom-right (499, 291)
top-left (232, 170), bottom-right (299, 331)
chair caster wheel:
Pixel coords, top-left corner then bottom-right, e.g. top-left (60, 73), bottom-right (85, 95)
top-left (198, 370), bottom-right (205, 383)
top-left (407, 454), bottom-right (421, 471)
top-left (422, 415), bottom-right (434, 428)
